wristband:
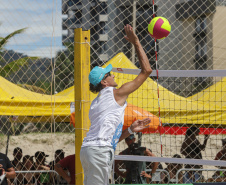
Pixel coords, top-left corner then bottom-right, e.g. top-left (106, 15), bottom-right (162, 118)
top-left (128, 126), bottom-right (134, 134)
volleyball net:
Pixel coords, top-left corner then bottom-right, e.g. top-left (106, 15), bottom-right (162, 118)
top-left (101, 63), bottom-right (226, 184)
top-left (107, 65), bottom-right (226, 184)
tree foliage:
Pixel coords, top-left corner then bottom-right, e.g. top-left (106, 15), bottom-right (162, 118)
top-left (0, 27), bottom-right (39, 77)
top-left (55, 43), bottom-right (74, 92)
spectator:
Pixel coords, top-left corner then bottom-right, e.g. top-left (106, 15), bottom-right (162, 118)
top-left (34, 151), bottom-right (50, 171)
top-left (115, 134), bottom-right (158, 184)
top-left (49, 149), bottom-right (65, 170)
top-left (49, 149), bottom-right (67, 185)
top-left (9, 148), bottom-right (23, 185)
top-left (11, 147), bottom-right (23, 171)
top-left (54, 154), bottom-right (75, 185)
top-left (163, 154), bottom-right (183, 184)
top-left (19, 155), bottom-right (36, 185)
top-left (34, 151), bottom-right (50, 185)
top-left (146, 149), bottom-right (165, 184)
top-left (213, 138), bottom-right (226, 180)
top-left (0, 152), bottom-right (16, 185)
top-left (180, 127), bottom-right (209, 183)
top-left (215, 138), bottom-right (226, 161)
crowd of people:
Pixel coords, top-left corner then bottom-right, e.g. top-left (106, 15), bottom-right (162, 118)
top-left (0, 148), bottom-right (75, 185)
top-left (1, 128), bottom-right (225, 185)
top-left (114, 128), bottom-right (226, 184)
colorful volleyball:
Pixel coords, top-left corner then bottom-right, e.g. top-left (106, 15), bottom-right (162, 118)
top-left (148, 17), bottom-right (171, 40)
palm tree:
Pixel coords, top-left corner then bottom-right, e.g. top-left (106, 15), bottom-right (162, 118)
top-left (0, 27), bottom-right (38, 77)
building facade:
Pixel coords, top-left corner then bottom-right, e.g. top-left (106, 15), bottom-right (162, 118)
top-left (62, 0), bottom-right (216, 96)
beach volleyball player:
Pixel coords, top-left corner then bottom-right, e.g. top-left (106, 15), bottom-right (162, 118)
top-left (80, 24), bottom-right (153, 185)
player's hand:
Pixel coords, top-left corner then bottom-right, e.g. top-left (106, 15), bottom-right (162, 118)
top-left (130, 118), bottom-right (151, 132)
top-left (124, 24), bottom-right (139, 45)
top-left (140, 171), bottom-right (151, 178)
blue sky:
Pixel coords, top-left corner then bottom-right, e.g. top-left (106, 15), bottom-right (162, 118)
top-left (0, 0), bottom-right (65, 58)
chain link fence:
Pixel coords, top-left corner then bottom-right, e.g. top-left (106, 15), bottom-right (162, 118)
top-left (1, 0), bottom-right (226, 184)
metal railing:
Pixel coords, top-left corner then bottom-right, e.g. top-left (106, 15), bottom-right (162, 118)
top-left (146, 169), bottom-right (170, 183)
top-left (13, 170), bottom-right (61, 185)
top-left (114, 169), bottom-right (170, 184)
top-left (176, 168), bottom-right (226, 184)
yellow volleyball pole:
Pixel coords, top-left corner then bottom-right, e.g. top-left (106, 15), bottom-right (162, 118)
top-left (74, 28), bottom-right (90, 185)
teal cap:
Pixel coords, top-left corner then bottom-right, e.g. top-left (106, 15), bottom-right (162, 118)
top-left (89, 64), bottom-right (112, 86)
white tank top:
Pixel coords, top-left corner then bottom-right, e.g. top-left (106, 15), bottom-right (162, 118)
top-left (82, 87), bottom-right (127, 150)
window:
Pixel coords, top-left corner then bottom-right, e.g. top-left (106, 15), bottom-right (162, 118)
top-left (99, 22), bottom-right (107, 34)
top-left (195, 17), bottom-right (207, 33)
top-left (68, 0), bottom-right (81, 6)
top-left (194, 16), bottom-right (207, 70)
top-left (195, 37), bottom-right (207, 58)
top-left (73, 10), bottom-right (82, 24)
top-left (194, 16), bottom-right (208, 89)
top-left (90, 6), bottom-right (98, 22)
top-left (99, 2), bottom-right (107, 15)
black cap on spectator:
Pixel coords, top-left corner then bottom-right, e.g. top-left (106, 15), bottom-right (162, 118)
top-left (55, 149), bottom-right (65, 154)
top-left (35, 151), bottom-right (49, 159)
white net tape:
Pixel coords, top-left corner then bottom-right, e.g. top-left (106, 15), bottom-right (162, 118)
top-left (115, 155), bottom-right (226, 167)
top-left (113, 68), bottom-right (226, 77)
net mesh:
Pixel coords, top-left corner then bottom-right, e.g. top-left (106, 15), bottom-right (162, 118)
top-left (0, 0), bottom-right (226, 184)
top-left (112, 69), bottom-right (226, 183)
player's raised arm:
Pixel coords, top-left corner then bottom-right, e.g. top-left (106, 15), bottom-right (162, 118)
top-left (114, 24), bottom-right (152, 106)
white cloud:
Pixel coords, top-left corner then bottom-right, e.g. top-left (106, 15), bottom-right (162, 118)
top-left (0, 0), bottom-right (63, 58)
top-left (16, 45), bottom-right (65, 58)
top-left (4, 34), bottom-right (41, 45)
top-left (0, 9), bottom-right (62, 37)
top-left (0, 0), bottom-right (57, 12)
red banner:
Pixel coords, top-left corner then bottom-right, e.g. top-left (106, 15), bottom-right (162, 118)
top-left (151, 126), bottom-right (226, 135)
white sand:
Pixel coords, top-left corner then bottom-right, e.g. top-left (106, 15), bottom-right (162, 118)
top-left (0, 133), bottom-right (75, 163)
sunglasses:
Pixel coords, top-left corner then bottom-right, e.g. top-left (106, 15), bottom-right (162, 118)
top-left (103, 72), bottom-right (111, 80)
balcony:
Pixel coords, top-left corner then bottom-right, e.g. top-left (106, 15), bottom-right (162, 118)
top-left (99, 34), bottom-right (108, 41)
top-left (99, 54), bottom-right (109, 61)
top-left (175, 0), bottom-right (216, 20)
top-left (99, 15), bottom-right (108, 22)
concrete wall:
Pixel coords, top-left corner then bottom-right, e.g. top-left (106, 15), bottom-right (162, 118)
top-left (213, 6), bottom-right (226, 70)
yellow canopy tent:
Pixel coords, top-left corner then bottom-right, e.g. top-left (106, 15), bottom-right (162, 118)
top-left (187, 77), bottom-right (226, 109)
top-left (0, 76), bottom-right (71, 122)
top-left (102, 53), bottom-right (226, 125)
top-left (0, 53), bottom-right (225, 125)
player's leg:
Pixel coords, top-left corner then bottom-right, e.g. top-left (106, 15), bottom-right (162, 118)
top-left (80, 146), bottom-right (114, 185)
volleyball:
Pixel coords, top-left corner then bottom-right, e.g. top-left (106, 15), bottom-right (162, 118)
top-left (148, 17), bottom-right (171, 40)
